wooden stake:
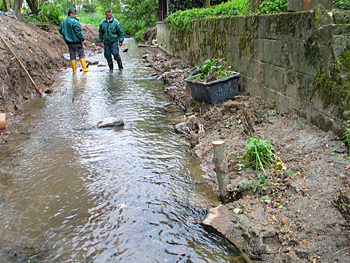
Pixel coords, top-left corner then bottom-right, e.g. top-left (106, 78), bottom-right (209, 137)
top-left (212, 140), bottom-right (229, 201)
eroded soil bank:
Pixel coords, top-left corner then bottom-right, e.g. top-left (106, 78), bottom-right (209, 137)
top-left (143, 50), bottom-right (350, 262)
top-left (0, 16), bottom-right (99, 149)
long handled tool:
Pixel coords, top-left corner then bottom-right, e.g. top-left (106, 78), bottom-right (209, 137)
top-left (0, 35), bottom-right (44, 97)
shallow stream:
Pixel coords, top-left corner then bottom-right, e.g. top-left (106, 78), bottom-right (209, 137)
top-left (0, 39), bottom-right (241, 262)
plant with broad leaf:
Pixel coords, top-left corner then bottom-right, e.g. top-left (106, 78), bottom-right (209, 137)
top-left (238, 135), bottom-right (281, 175)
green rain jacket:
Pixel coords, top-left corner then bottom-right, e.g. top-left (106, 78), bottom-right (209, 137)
top-left (98, 17), bottom-right (124, 45)
top-left (59, 16), bottom-right (84, 43)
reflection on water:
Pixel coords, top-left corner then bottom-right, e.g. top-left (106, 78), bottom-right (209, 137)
top-left (0, 39), bottom-right (241, 262)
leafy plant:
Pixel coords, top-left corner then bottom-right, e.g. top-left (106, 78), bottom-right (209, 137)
top-left (134, 29), bottom-right (143, 42)
top-left (24, 4), bottom-right (62, 26)
top-left (260, 194), bottom-right (271, 202)
top-left (266, 108), bottom-right (278, 118)
top-left (333, 0), bottom-right (350, 9)
top-left (238, 135), bottom-right (281, 175)
top-left (238, 174), bottom-right (269, 193)
top-left (258, 0), bottom-right (288, 14)
top-left (189, 58), bottom-right (237, 82)
top-left (165, 0), bottom-right (252, 31)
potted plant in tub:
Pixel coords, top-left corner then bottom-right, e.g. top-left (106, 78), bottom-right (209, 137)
top-left (185, 58), bottom-right (240, 105)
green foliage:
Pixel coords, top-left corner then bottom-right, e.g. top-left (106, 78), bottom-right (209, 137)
top-left (41, 4), bottom-right (62, 25)
top-left (78, 13), bottom-right (104, 27)
top-left (24, 4), bottom-right (62, 26)
top-left (260, 194), bottom-right (271, 202)
top-left (82, 2), bottom-right (97, 13)
top-left (333, 0), bottom-right (350, 9)
top-left (121, 0), bottom-right (158, 34)
top-left (51, 0), bottom-right (74, 15)
top-left (258, 0), bottom-right (289, 14)
top-left (189, 58), bottom-right (237, 82)
top-left (134, 29), bottom-right (143, 42)
top-left (266, 108), bottom-right (278, 118)
top-left (0, 1), bottom-right (5, 12)
top-left (238, 135), bottom-right (280, 175)
top-left (165, 0), bottom-right (253, 31)
top-left (238, 174), bottom-right (269, 193)
top-left (168, 0), bottom-right (229, 14)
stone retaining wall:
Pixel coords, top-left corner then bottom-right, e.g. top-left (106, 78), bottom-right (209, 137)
top-left (157, 5), bottom-right (350, 133)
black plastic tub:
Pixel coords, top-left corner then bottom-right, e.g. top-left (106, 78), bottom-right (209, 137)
top-left (185, 73), bottom-right (240, 105)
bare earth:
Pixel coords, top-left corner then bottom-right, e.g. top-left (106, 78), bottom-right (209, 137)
top-left (143, 50), bottom-right (350, 263)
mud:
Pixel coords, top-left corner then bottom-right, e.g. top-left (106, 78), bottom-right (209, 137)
top-left (144, 50), bottom-right (350, 262)
top-left (0, 16), bottom-right (99, 150)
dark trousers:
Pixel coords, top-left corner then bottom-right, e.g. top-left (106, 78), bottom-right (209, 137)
top-left (67, 42), bottom-right (85, 60)
top-left (104, 41), bottom-right (121, 62)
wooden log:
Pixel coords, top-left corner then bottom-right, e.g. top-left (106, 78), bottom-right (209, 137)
top-left (212, 140), bottom-right (229, 201)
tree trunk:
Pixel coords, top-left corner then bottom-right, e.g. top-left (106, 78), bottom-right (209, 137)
top-left (26, 0), bottom-right (39, 14)
top-left (205, 0), bottom-right (210, 7)
top-left (3, 0), bottom-right (8, 11)
top-left (13, 0), bottom-right (23, 18)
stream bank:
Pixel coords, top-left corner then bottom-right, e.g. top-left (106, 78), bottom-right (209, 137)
top-left (0, 16), bottom-right (99, 150)
top-left (144, 49), bottom-right (350, 262)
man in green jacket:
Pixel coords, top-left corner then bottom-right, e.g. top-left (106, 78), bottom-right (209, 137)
top-left (59, 8), bottom-right (89, 73)
top-left (98, 8), bottom-right (125, 70)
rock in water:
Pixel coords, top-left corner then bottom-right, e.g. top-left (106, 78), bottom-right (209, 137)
top-left (202, 205), bottom-right (233, 236)
top-left (97, 117), bottom-right (124, 128)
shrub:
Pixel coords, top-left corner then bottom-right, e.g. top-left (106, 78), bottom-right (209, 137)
top-left (258, 0), bottom-right (288, 14)
top-left (134, 29), bottom-right (143, 42)
top-left (24, 4), bottom-right (62, 26)
top-left (333, 0), bottom-right (350, 9)
top-left (165, 0), bottom-right (252, 31)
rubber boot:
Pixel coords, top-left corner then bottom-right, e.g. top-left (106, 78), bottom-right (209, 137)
top-left (71, 60), bottom-right (76, 73)
top-left (80, 58), bottom-right (89, 72)
top-left (108, 60), bottom-right (114, 70)
top-left (117, 59), bottom-right (123, 70)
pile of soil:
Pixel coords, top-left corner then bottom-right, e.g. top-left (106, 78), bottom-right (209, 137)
top-left (0, 16), bottom-right (100, 149)
top-left (144, 50), bottom-right (350, 262)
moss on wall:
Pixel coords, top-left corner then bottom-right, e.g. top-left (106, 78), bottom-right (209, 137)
top-left (238, 31), bottom-right (253, 56)
top-left (312, 47), bottom-right (350, 113)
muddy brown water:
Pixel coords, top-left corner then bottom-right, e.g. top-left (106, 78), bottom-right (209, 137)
top-left (0, 39), bottom-right (242, 262)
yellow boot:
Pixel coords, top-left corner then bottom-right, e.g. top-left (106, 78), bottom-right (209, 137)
top-left (71, 60), bottom-right (77, 73)
top-left (80, 58), bottom-right (89, 72)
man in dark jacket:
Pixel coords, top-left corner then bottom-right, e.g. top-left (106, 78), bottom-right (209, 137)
top-left (98, 8), bottom-right (125, 70)
top-left (59, 8), bottom-right (89, 73)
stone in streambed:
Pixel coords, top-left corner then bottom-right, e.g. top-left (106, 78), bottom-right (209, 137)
top-left (97, 117), bottom-right (124, 128)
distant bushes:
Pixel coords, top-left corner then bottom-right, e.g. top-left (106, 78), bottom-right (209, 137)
top-left (165, 0), bottom-right (252, 31)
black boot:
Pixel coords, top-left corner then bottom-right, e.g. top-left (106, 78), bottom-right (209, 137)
top-left (117, 59), bottom-right (123, 70)
top-left (108, 60), bottom-right (113, 70)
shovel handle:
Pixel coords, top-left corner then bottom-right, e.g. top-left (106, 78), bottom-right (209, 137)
top-left (0, 35), bottom-right (43, 96)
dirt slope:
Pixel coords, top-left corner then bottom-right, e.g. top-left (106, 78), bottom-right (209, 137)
top-left (143, 50), bottom-right (350, 262)
top-left (0, 16), bottom-right (99, 148)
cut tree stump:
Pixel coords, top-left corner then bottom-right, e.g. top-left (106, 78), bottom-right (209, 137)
top-left (212, 140), bottom-right (230, 202)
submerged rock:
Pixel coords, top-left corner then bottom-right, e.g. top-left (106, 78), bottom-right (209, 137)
top-left (97, 117), bottom-right (124, 128)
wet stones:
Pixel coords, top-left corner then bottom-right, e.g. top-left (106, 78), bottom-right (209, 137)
top-left (97, 117), bottom-right (124, 128)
